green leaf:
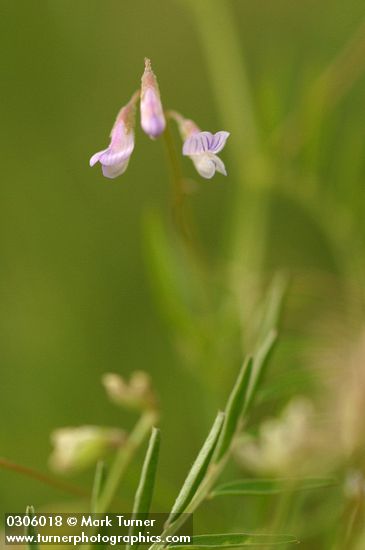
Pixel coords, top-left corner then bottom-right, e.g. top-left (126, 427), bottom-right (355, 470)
top-left (245, 330), bottom-right (277, 411)
top-left (25, 506), bottom-right (39, 550)
top-left (167, 411), bottom-right (225, 525)
top-left (210, 478), bottom-right (337, 497)
top-left (168, 533), bottom-right (298, 548)
top-left (91, 461), bottom-right (107, 513)
top-left (128, 427), bottom-right (160, 550)
top-left (255, 273), bottom-right (288, 345)
top-left (213, 358), bottom-right (253, 462)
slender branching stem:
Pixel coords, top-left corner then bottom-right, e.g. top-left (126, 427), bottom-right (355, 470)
top-left (0, 457), bottom-right (89, 498)
top-left (149, 458), bottom-right (228, 550)
top-left (162, 120), bottom-right (191, 243)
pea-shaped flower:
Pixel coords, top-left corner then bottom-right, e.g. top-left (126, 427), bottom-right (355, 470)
top-left (171, 112), bottom-right (230, 179)
top-left (90, 91), bottom-right (139, 179)
top-left (183, 130), bottom-right (230, 178)
top-left (140, 58), bottom-right (166, 139)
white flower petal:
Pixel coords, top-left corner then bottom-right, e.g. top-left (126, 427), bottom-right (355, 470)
top-left (211, 154), bottom-right (227, 176)
top-left (190, 153), bottom-right (227, 179)
top-left (89, 149), bottom-right (108, 167)
top-left (192, 154), bottom-right (216, 179)
top-left (102, 158), bottom-right (130, 179)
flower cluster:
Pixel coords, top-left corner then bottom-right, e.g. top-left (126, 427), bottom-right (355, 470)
top-left (90, 58), bottom-right (230, 180)
top-left (49, 370), bottom-right (158, 473)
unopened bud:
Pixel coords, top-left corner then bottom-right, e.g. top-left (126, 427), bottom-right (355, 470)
top-left (140, 58), bottom-right (166, 139)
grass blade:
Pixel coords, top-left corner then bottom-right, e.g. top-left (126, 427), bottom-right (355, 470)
top-left (25, 505), bottom-right (39, 550)
top-left (128, 427), bottom-right (160, 550)
top-left (255, 273), bottom-right (287, 345)
top-left (213, 358), bottom-right (253, 463)
top-left (245, 330), bottom-right (277, 411)
top-left (91, 461), bottom-right (107, 513)
top-left (167, 411), bottom-right (225, 525)
top-left (210, 478), bottom-right (337, 497)
top-left (168, 532), bottom-right (298, 548)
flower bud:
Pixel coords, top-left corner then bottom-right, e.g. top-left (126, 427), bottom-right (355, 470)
top-left (49, 426), bottom-right (125, 473)
top-left (102, 371), bottom-right (157, 412)
top-left (140, 58), bottom-right (166, 139)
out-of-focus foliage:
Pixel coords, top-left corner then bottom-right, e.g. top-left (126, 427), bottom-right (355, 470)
top-left (1, 1), bottom-right (365, 548)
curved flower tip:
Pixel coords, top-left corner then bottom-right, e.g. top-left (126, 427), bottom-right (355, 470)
top-left (89, 125), bottom-right (134, 179)
top-left (90, 92), bottom-right (138, 179)
top-left (140, 58), bottom-right (166, 139)
top-left (183, 131), bottom-right (230, 179)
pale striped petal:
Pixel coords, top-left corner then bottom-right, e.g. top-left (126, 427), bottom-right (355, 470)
top-left (183, 132), bottom-right (214, 156)
top-left (208, 131), bottom-right (230, 154)
top-left (98, 145), bottom-right (133, 166)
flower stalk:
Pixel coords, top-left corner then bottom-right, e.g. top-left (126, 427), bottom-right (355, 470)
top-left (96, 411), bottom-right (157, 513)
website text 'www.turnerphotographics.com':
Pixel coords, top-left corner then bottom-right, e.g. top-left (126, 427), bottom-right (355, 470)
top-left (4, 513), bottom-right (193, 546)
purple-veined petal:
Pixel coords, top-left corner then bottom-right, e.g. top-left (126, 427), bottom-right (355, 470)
top-left (98, 145), bottom-right (133, 166)
top-left (183, 132), bottom-right (213, 156)
top-left (208, 131), bottom-right (230, 154)
top-left (90, 93), bottom-right (138, 179)
top-left (183, 131), bottom-right (230, 156)
top-left (90, 129), bottom-right (134, 171)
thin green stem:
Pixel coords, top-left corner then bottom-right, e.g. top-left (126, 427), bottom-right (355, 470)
top-left (162, 119), bottom-right (209, 275)
top-left (97, 412), bottom-right (156, 513)
top-left (162, 121), bottom-right (189, 239)
top-left (149, 458), bottom-right (228, 550)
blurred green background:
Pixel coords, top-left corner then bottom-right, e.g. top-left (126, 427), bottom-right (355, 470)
top-left (1, 1), bottom-right (365, 546)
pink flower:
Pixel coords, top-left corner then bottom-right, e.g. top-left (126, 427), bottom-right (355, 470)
top-left (90, 91), bottom-right (138, 179)
top-left (140, 58), bottom-right (166, 139)
top-left (169, 111), bottom-right (230, 179)
top-left (182, 130), bottom-right (230, 179)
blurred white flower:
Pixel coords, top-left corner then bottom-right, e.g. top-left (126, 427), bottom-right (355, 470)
top-left (234, 397), bottom-right (319, 475)
top-left (344, 470), bottom-right (365, 500)
top-left (310, 322), bottom-right (365, 459)
top-left (102, 371), bottom-right (157, 412)
top-left (49, 426), bottom-right (125, 473)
